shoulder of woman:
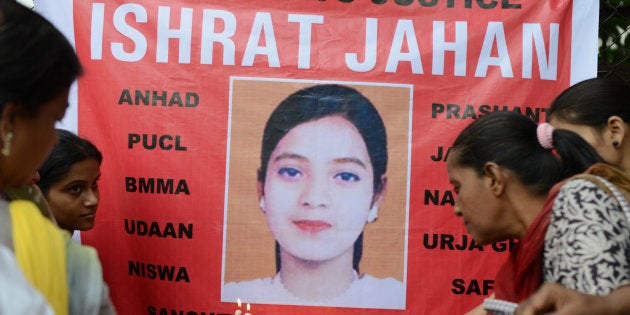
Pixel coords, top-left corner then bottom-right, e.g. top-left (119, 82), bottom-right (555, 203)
top-left (0, 245), bottom-right (54, 314)
top-left (9, 200), bottom-right (65, 242)
top-left (224, 276), bottom-right (274, 290)
top-left (551, 178), bottom-right (614, 212)
top-left (222, 276), bottom-right (276, 304)
top-left (357, 273), bottom-right (404, 288)
top-left (553, 177), bottom-right (625, 218)
top-left (561, 176), bottom-right (610, 194)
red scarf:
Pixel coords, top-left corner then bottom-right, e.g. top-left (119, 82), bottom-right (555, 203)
top-left (493, 182), bottom-right (563, 302)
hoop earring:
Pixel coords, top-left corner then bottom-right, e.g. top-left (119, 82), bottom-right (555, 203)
top-left (2, 132), bottom-right (13, 157)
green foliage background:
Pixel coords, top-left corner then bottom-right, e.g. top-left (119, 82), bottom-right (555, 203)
top-left (599, 0), bottom-right (630, 82)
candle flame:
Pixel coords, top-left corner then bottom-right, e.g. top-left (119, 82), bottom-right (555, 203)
top-left (247, 303), bottom-right (251, 311)
top-left (237, 298), bottom-right (241, 308)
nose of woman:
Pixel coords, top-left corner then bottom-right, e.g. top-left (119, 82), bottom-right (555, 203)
top-left (299, 174), bottom-right (330, 208)
top-left (83, 188), bottom-right (99, 208)
top-left (453, 203), bottom-right (463, 217)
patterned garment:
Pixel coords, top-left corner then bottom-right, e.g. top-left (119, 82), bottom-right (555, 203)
top-left (544, 178), bottom-right (630, 294)
top-left (483, 298), bottom-right (518, 315)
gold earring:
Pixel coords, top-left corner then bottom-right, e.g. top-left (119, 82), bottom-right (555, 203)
top-left (2, 132), bottom-right (13, 157)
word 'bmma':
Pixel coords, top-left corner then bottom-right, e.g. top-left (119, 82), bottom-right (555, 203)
top-left (125, 177), bottom-right (190, 195)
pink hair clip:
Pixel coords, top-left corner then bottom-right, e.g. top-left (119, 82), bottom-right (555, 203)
top-left (537, 123), bottom-right (554, 150)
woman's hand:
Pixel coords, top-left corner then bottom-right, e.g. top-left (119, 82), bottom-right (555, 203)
top-left (465, 293), bottom-right (494, 315)
top-left (465, 303), bottom-right (488, 315)
top-left (516, 283), bottom-right (621, 315)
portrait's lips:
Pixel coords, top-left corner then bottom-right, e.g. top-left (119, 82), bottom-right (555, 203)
top-left (293, 220), bottom-right (332, 233)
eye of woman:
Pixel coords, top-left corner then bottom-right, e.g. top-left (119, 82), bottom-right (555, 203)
top-left (67, 184), bottom-right (83, 195)
top-left (334, 172), bottom-right (360, 182)
top-left (278, 167), bottom-right (302, 179)
top-left (452, 185), bottom-right (460, 195)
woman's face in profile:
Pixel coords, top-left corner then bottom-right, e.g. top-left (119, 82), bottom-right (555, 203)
top-left (262, 115), bottom-right (376, 263)
top-left (446, 159), bottom-right (506, 245)
top-left (1, 88), bottom-right (69, 187)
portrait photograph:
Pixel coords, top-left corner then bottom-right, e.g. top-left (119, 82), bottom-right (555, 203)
top-left (221, 78), bottom-right (412, 310)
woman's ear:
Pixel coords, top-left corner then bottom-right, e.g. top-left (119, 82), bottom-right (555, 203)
top-left (0, 102), bottom-right (16, 138)
top-left (482, 162), bottom-right (505, 196)
top-left (373, 175), bottom-right (387, 205)
top-left (0, 103), bottom-right (17, 157)
top-left (257, 169), bottom-right (265, 213)
top-left (607, 116), bottom-right (626, 147)
top-left (368, 175), bottom-right (387, 223)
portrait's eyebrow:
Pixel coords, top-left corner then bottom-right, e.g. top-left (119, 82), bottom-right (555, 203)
top-left (333, 157), bottom-right (367, 169)
top-left (272, 152), bottom-right (307, 163)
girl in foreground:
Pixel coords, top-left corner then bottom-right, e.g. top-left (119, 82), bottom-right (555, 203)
top-left (0, 0), bottom-right (80, 313)
top-left (0, 2), bottom-right (115, 313)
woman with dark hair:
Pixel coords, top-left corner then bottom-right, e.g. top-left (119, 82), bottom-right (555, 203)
top-left (35, 128), bottom-right (115, 315)
top-left (38, 129), bottom-right (103, 234)
top-left (447, 111), bottom-right (630, 313)
top-left (223, 84), bottom-right (404, 309)
top-left (547, 77), bottom-right (630, 173)
top-left (516, 78), bottom-right (630, 315)
top-left (0, 0), bottom-right (81, 313)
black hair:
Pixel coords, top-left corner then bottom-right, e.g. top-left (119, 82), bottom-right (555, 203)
top-left (548, 78), bottom-right (630, 129)
top-left (260, 84), bottom-right (387, 274)
top-left (259, 84), bottom-right (387, 194)
top-left (0, 0), bottom-right (82, 116)
top-left (451, 111), bottom-right (604, 195)
top-left (38, 129), bottom-right (102, 196)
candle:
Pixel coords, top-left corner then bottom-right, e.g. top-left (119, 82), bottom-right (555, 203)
top-left (234, 298), bottom-right (242, 315)
top-left (244, 303), bottom-right (251, 315)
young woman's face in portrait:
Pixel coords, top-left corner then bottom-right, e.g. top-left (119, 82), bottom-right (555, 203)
top-left (261, 115), bottom-right (379, 263)
top-left (46, 158), bottom-right (101, 231)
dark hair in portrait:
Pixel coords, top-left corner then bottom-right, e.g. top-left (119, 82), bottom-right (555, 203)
top-left (38, 129), bottom-right (103, 196)
top-left (0, 0), bottom-right (82, 115)
top-left (257, 84), bottom-right (388, 273)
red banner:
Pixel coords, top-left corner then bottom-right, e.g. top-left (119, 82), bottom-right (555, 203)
top-left (41, 0), bottom-right (598, 314)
